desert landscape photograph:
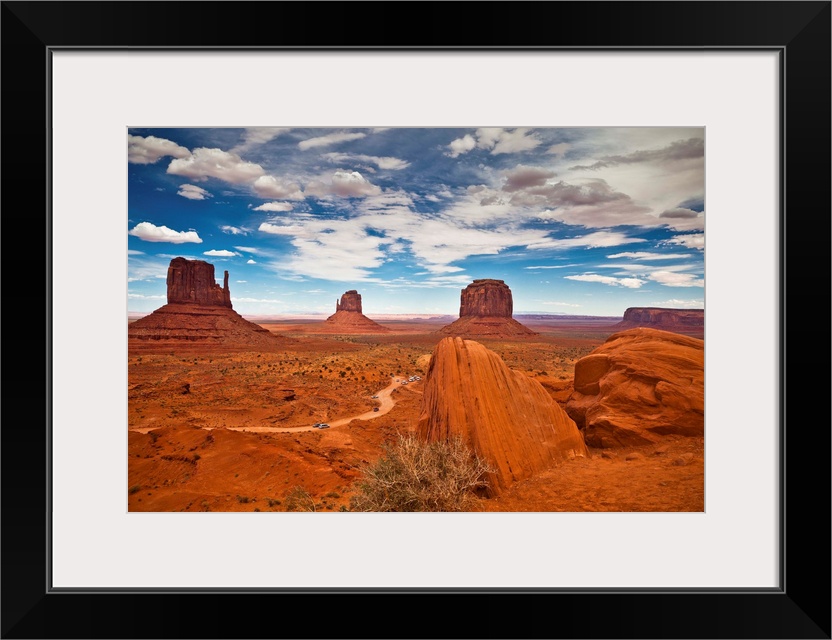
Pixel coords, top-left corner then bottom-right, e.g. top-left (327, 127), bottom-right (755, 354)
top-left (127, 126), bottom-right (705, 513)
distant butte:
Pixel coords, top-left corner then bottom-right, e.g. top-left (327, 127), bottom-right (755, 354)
top-left (128, 257), bottom-right (289, 351)
top-left (418, 336), bottom-right (587, 495)
top-left (613, 307), bottom-right (704, 337)
top-left (324, 290), bottom-right (390, 333)
top-left (439, 279), bottom-right (537, 337)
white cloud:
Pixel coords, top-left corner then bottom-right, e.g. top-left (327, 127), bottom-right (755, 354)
top-left (247, 259), bottom-right (256, 264)
top-left (305, 170), bottom-right (381, 198)
top-left (203, 249), bottom-right (240, 257)
top-left (651, 298), bottom-right (704, 308)
top-left (252, 176), bottom-right (305, 200)
top-left (236, 280), bottom-right (247, 283)
top-left (177, 184), bottom-right (213, 200)
top-left (647, 271), bottom-right (704, 287)
top-left (127, 249), bottom-right (145, 255)
top-left (127, 135), bottom-right (190, 164)
top-left (665, 233), bottom-right (705, 250)
top-left (220, 225), bottom-right (248, 235)
top-left (546, 142), bottom-right (570, 157)
top-left (322, 152), bottom-right (410, 171)
top-left (526, 231), bottom-right (647, 250)
top-left (502, 165), bottom-right (556, 192)
top-left (127, 293), bottom-right (166, 299)
top-left (234, 246), bottom-right (261, 255)
top-left (524, 264), bottom-right (580, 269)
top-left (607, 251), bottom-right (693, 260)
top-left (446, 134), bottom-right (476, 158)
top-left (298, 132), bottom-right (366, 150)
top-left (167, 148), bottom-right (264, 184)
top-left (129, 222), bottom-right (202, 244)
top-left (565, 274), bottom-right (646, 289)
top-left (231, 127), bottom-right (290, 153)
top-left (253, 201), bottom-right (294, 212)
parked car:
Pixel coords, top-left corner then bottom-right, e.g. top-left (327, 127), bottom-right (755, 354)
top-left (371, 395), bottom-right (379, 399)
top-left (318, 424), bottom-right (330, 429)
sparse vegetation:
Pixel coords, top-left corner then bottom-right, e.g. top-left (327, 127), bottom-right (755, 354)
top-left (285, 486), bottom-right (316, 512)
top-left (349, 434), bottom-right (494, 512)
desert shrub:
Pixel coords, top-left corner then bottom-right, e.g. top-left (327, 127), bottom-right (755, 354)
top-left (349, 434), bottom-right (494, 512)
top-left (285, 486), bottom-right (316, 512)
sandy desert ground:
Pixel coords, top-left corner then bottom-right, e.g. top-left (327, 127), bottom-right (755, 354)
top-left (128, 317), bottom-right (704, 513)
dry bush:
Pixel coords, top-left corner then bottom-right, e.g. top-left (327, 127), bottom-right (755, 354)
top-left (349, 434), bottom-right (494, 512)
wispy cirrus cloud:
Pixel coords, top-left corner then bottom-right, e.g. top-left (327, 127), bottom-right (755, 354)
top-left (565, 273), bottom-right (646, 288)
top-left (322, 152), bottom-right (410, 171)
top-left (570, 137), bottom-right (704, 171)
top-left (298, 131), bottom-right (366, 151)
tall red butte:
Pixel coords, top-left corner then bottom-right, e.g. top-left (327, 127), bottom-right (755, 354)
top-left (324, 290), bottom-right (390, 332)
top-left (128, 257), bottom-right (286, 350)
top-left (418, 336), bottom-right (587, 495)
top-left (439, 279), bottom-right (536, 337)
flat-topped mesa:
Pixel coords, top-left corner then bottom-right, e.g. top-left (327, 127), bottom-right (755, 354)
top-left (614, 307), bottom-right (704, 337)
top-left (335, 290), bottom-right (362, 313)
top-left (167, 257), bottom-right (232, 308)
top-left (459, 279), bottom-right (512, 317)
top-left (440, 279), bottom-right (536, 337)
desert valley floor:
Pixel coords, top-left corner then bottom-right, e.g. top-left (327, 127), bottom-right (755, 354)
top-left (128, 316), bottom-right (704, 513)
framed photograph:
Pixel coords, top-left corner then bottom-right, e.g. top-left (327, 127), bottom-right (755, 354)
top-left (4, 1), bottom-right (829, 638)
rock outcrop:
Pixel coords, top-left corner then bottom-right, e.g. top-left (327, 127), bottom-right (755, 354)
top-left (129, 257), bottom-right (288, 351)
top-left (614, 307), bottom-right (704, 337)
top-left (565, 328), bottom-right (704, 448)
top-left (166, 257), bottom-right (232, 308)
top-left (418, 337), bottom-right (587, 495)
top-left (439, 279), bottom-right (537, 337)
top-left (324, 290), bottom-right (390, 333)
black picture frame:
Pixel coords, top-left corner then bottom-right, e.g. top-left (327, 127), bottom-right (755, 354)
top-left (2, 2), bottom-right (829, 638)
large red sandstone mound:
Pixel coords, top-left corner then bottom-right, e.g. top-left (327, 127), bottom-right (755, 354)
top-left (418, 337), bottom-right (587, 495)
top-left (565, 327), bottom-right (704, 448)
top-left (324, 290), bottom-right (390, 333)
top-left (439, 279), bottom-right (537, 337)
top-left (129, 257), bottom-right (288, 350)
top-left (613, 307), bottom-right (704, 337)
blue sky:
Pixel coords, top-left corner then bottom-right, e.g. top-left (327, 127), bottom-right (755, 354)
top-left (128, 127), bottom-right (704, 316)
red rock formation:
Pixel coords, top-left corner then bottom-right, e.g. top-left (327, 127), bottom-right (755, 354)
top-left (166, 257), bottom-right (232, 308)
top-left (439, 279), bottom-right (536, 337)
top-left (335, 290), bottom-right (362, 312)
top-left (613, 307), bottom-right (704, 337)
top-left (129, 257), bottom-right (289, 351)
top-left (418, 337), bottom-right (587, 495)
top-left (565, 327), bottom-right (704, 448)
top-left (324, 290), bottom-right (390, 333)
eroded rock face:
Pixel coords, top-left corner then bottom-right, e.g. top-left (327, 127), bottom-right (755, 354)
top-left (440, 279), bottom-right (536, 336)
top-left (167, 257), bottom-right (232, 308)
top-left (459, 279), bottom-right (513, 317)
top-left (615, 307), bottom-right (704, 336)
top-left (335, 290), bottom-right (362, 313)
top-left (418, 337), bottom-right (587, 495)
top-left (324, 290), bottom-right (390, 333)
top-left (565, 327), bottom-right (704, 448)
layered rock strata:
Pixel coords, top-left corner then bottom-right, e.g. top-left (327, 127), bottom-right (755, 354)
top-left (439, 279), bottom-right (536, 337)
top-left (324, 290), bottom-right (390, 332)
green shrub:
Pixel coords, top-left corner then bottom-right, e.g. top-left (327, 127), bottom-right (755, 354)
top-left (349, 434), bottom-right (494, 512)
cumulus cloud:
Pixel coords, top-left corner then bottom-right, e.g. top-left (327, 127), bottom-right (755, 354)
top-left (322, 152), bottom-right (410, 170)
top-left (253, 201), bottom-right (294, 212)
top-left (607, 251), bottom-right (692, 260)
top-left (565, 273), bottom-right (646, 288)
top-left (247, 259), bottom-right (257, 264)
top-left (128, 222), bottom-right (202, 244)
top-left (446, 134), bottom-right (476, 158)
top-left (177, 184), bottom-right (213, 200)
top-left (252, 176), bottom-right (305, 200)
top-left (665, 233), bottom-right (705, 250)
top-left (502, 165), bottom-right (556, 192)
top-left (127, 134), bottom-right (190, 164)
top-left (298, 132), bottom-right (366, 150)
top-left (203, 249), bottom-right (240, 257)
top-left (167, 148), bottom-right (264, 184)
top-left (220, 225), bottom-right (248, 235)
top-left (647, 271), bottom-right (704, 287)
top-left (305, 170), bottom-right (381, 198)
top-left (446, 128), bottom-right (541, 157)
top-left (570, 137), bottom-right (704, 171)
top-left (231, 127), bottom-right (290, 153)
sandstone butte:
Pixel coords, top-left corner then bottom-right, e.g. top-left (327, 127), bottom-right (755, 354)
top-left (128, 257), bottom-right (286, 349)
top-left (324, 290), bottom-right (390, 333)
top-left (418, 336), bottom-right (587, 495)
top-left (439, 279), bottom-right (537, 337)
top-left (613, 307), bottom-right (704, 336)
top-left (565, 327), bottom-right (704, 448)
